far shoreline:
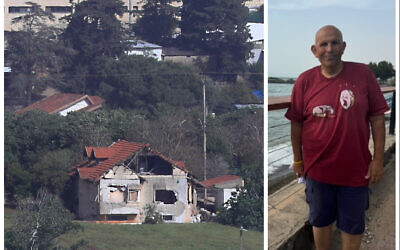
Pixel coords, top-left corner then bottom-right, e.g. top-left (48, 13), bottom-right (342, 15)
top-left (268, 77), bottom-right (296, 84)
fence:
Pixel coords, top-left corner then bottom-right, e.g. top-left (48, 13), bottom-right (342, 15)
top-left (267, 86), bottom-right (396, 189)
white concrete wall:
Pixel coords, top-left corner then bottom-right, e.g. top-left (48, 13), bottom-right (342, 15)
top-left (99, 178), bottom-right (141, 215)
top-left (99, 166), bottom-right (141, 215)
top-left (248, 48), bottom-right (262, 64)
top-left (140, 175), bottom-right (190, 223)
top-left (215, 188), bottom-right (236, 209)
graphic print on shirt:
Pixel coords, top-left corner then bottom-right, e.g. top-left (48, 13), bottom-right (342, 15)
top-left (312, 105), bottom-right (334, 118)
top-left (340, 89), bottom-right (355, 109)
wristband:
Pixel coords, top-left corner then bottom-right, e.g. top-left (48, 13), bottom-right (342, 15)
top-left (293, 160), bottom-right (303, 166)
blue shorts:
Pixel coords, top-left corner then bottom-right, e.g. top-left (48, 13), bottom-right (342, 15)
top-left (305, 176), bottom-right (369, 235)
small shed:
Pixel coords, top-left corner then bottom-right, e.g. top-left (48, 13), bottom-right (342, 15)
top-left (201, 175), bottom-right (244, 209)
top-left (126, 40), bottom-right (163, 61)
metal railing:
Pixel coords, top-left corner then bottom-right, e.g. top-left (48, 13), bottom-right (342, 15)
top-left (267, 86), bottom-right (396, 186)
top-left (268, 86), bottom-right (396, 131)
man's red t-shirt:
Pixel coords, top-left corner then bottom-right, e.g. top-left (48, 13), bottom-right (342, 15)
top-left (285, 62), bottom-right (390, 186)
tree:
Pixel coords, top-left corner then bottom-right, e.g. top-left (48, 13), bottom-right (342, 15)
top-left (246, 60), bottom-right (264, 90)
top-left (5, 189), bottom-right (80, 249)
top-left (5, 2), bottom-right (70, 105)
top-left (217, 163), bottom-right (263, 231)
top-left (61, 0), bottom-right (127, 93)
top-left (143, 204), bottom-right (164, 224)
top-left (4, 110), bottom-right (75, 199)
top-left (368, 61), bottom-right (395, 82)
top-left (127, 106), bottom-right (206, 176)
top-left (208, 109), bottom-right (263, 168)
top-left (31, 150), bottom-right (76, 195)
top-left (376, 61), bottom-right (395, 82)
top-left (133, 0), bottom-right (179, 45)
top-left (180, 0), bottom-right (252, 81)
top-left (98, 55), bottom-right (203, 113)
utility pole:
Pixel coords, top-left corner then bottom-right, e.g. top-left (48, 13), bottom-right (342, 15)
top-left (203, 81), bottom-right (207, 206)
top-left (240, 226), bottom-right (247, 250)
top-left (128, 0), bottom-right (133, 24)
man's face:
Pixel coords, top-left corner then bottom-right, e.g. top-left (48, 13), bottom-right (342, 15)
top-left (311, 27), bottom-right (346, 68)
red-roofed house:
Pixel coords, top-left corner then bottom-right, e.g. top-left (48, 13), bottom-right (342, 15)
top-left (70, 140), bottom-right (200, 223)
top-left (201, 175), bottom-right (244, 210)
top-left (17, 93), bottom-right (105, 116)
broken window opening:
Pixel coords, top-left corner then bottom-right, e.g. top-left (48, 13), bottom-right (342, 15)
top-left (155, 190), bottom-right (177, 204)
top-left (138, 155), bottom-right (173, 175)
top-left (162, 215), bottom-right (173, 221)
top-left (109, 186), bottom-right (127, 203)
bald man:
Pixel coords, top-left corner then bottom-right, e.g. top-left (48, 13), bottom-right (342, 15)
top-left (285, 25), bottom-right (389, 250)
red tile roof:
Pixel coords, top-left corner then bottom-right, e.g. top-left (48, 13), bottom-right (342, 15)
top-left (201, 175), bottom-right (242, 188)
top-left (17, 93), bottom-right (105, 114)
top-left (72, 140), bottom-right (187, 182)
top-left (85, 147), bottom-right (116, 159)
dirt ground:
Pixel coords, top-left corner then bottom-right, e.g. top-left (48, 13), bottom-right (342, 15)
top-left (331, 152), bottom-right (395, 250)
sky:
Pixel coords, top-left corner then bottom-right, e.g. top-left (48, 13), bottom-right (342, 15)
top-left (268, 0), bottom-right (397, 78)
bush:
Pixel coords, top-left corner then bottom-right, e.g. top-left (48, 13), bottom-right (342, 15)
top-left (5, 189), bottom-right (81, 249)
top-left (143, 204), bottom-right (164, 224)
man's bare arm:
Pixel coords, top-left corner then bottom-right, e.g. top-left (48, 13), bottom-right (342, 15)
top-left (365, 114), bottom-right (386, 184)
top-left (291, 121), bottom-right (304, 177)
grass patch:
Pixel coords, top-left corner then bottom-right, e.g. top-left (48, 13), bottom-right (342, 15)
top-left (5, 208), bottom-right (263, 249)
top-left (53, 222), bottom-right (263, 250)
top-left (4, 207), bottom-right (17, 229)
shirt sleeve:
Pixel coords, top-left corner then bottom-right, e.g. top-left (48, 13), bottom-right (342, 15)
top-left (285, 76), bottom-right (305, 123)
top-left (366, 68), bottom-right (390, 116)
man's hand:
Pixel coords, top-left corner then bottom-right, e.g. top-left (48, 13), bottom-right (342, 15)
top-left (367, 114), bottom-right (386, 185)
top-left (292, 161), bottom-right (304, 178)
top-left (291, 121), bottom-right (304, 177)
top-left (365, 159), bottom-right (384, 185)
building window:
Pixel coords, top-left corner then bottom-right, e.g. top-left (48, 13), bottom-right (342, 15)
top-left (45, 6), bottom-right (72, 13)
top-left (155, 190), bottom-right (177, 204)
top-left (109, 188), bottom-right (125, 203)
top-left (8, 6), bottom-right (36, 13)
top-left (162, 215), bottom-right (173, 221)
top-left (128, 189), bottom-right (139, 202)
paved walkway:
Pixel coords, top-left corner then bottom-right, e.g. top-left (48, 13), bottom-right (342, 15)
top-left (331, 148), bottom-right (395, 249)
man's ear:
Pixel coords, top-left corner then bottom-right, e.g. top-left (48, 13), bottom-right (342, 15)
top-left (311, 45), bottom-right (317, 57)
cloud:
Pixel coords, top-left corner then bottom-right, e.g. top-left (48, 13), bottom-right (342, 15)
top-left (268, 0), bottom-right (393, 10)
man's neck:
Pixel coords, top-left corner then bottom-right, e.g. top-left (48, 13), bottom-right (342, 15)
top-left (321, 61), bottom-right (344, 78)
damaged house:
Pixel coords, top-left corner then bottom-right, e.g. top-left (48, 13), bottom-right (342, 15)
top-left (70, 140), bottom-right (200, 223)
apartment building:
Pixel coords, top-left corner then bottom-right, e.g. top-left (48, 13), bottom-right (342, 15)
top-left (4, 0), bottom-right (145, 30)
top-left (4, 0), bottom-right (263, 31)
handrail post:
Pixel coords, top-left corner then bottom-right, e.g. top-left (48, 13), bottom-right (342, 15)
top-left (389, 91), bottom-right (395, 135)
